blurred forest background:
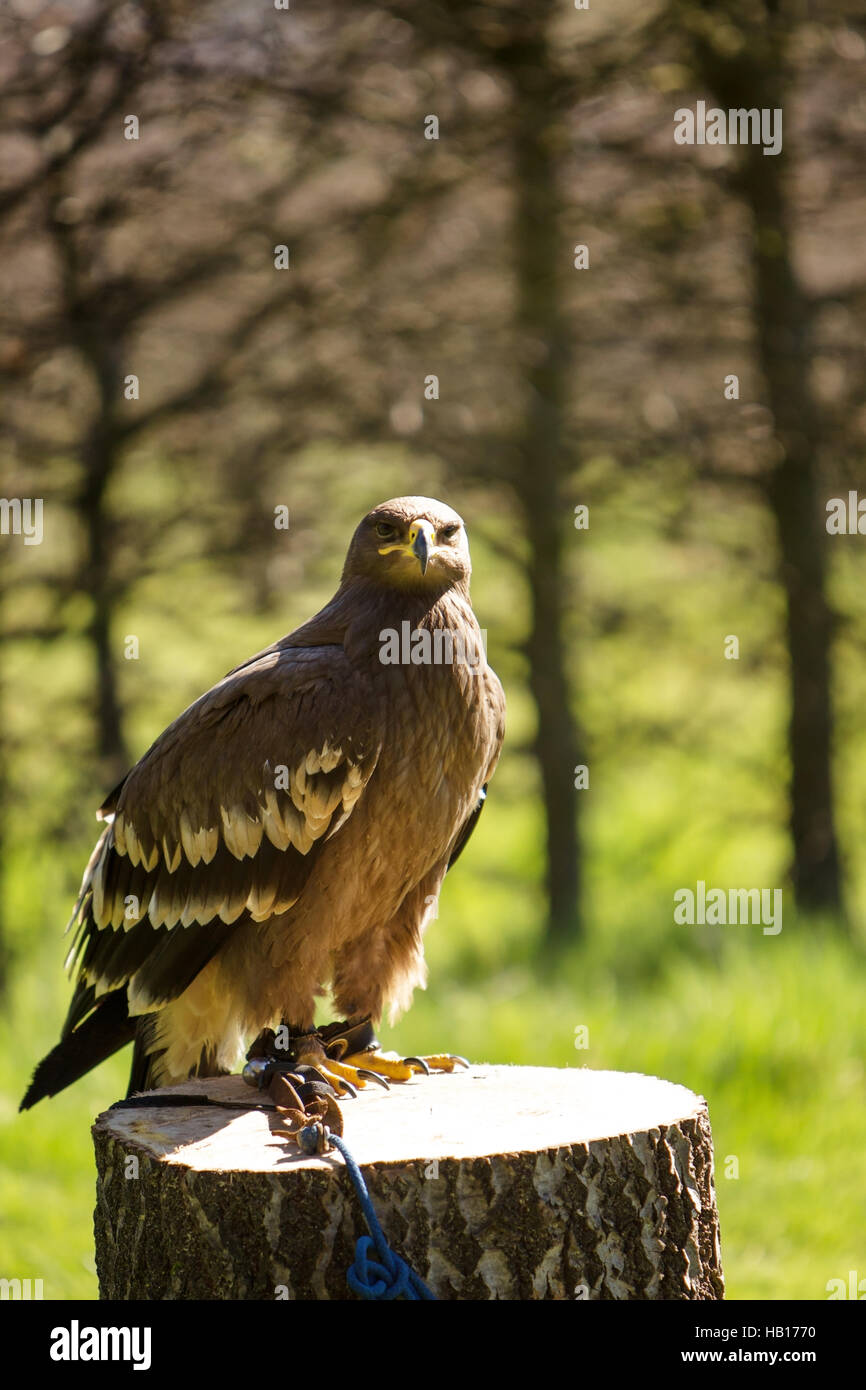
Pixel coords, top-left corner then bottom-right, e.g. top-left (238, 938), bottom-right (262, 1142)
top-left (1, 0), bottom-right (865, 1300)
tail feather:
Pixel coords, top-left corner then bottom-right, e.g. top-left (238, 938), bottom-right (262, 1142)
top-left (126, 1014), bottom-right (165, 1097)
top-left (22, 992), bottom-right (237, 1108)
top-left (19, 988), bottom-right (135, 1110)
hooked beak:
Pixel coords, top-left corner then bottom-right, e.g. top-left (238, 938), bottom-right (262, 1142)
top-left (409, 521), bottom-right (432, 574)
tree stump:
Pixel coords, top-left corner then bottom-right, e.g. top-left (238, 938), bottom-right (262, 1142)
top-left (92, 1065), bottom-right (725, 1300)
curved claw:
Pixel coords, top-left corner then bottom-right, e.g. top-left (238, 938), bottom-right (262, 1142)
top-left (448, 1054), bottom-right (470, 1069)
top-left (332, 1076), bottom-right (358, 1099)
top-left (355, 1068), bottom-right (391, 1090)
top-left (402, 1056), bottom-right (431, 1076)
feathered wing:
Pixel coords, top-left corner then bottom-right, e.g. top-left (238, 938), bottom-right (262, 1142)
top-left (21, 643), bottom-right (380, 1108)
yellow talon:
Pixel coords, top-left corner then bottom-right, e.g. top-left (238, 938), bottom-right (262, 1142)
top-left (287, 1023), bottom-right (471, 1093)
top-left (321, 1057), bottom-right (371, 1092)
top-left (342, 1050), bottom-right (467, 1081)
top-left (418, 1054), bottom-right (461, 1073)
top-left (290, 1046), bottom-right (368, 1095)
top-left (343, 1051), bottom-right (416, 1081)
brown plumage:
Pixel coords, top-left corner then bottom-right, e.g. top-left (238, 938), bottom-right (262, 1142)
top-left (21, 497), bottom-right (505, 1107)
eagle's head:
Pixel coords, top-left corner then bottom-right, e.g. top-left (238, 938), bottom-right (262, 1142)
top-left (343, 496), bottom-right (471, 592)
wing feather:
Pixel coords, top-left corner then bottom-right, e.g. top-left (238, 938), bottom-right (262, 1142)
top-left (64, 645), bottom-right (380, 1035)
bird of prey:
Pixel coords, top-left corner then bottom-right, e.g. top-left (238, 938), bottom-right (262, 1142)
top-left (21, 496), bottom-right (505, 1108)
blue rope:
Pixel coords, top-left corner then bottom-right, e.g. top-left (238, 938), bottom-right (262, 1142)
top-left (326, 1131), bottom-right (436, 1301)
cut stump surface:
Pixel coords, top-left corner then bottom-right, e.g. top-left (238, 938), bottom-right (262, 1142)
top-left (93, 1064), bottom-right (725, 1300)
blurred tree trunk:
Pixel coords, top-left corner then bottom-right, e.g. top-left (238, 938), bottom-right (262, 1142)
top-left (79, 406), bottom-right (129, 783)
top-left (683, 0), bottom-right (844, 922)
top-left (501, 14), bottom-right (583, 944)
top-left (743, 155), bottom-right (842, 919)
top-left (51, 188), bottom-right (130, 785)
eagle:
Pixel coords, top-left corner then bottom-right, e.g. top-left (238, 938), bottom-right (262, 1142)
top-left (21, 497), bottom-right (505, 1108)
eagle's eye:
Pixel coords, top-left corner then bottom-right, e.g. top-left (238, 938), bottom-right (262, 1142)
top-left (375, 522), bottom-right (398, 540)
top-left (440, 523), bottom-right (460, 541)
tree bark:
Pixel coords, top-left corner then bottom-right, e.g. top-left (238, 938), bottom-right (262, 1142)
top-left (93, 1066), bottom-right (724, 1300)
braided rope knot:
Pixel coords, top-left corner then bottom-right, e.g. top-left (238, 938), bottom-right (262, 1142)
top-left (346, 1234), bottom-right (425, 1301)
top-left (327, 1131), bottom-right (436, 1301)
